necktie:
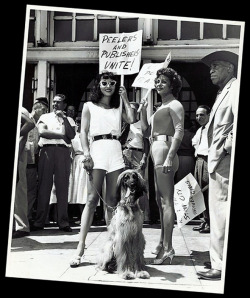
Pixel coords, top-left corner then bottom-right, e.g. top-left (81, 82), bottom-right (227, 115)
top-left (199, 126), bottom-right (205, 145)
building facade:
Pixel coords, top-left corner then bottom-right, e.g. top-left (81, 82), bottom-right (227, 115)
top-left (23, 7), bottom-right (242, 122)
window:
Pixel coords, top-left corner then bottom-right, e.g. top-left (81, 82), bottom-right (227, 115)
top-left (181, 21), bottom-right (200, 40)
top-left (54, 12), bottom-right (73, 41)
top-left (28, 9), bottom-right (36, 44)
top-left (203, 23), bottom-right (223, 39)
top-left (227, 24), bottom-right (241, 39)
top-left (119, 18), bottom-right (138, 33)
top-left (76, 14), bottom-right (95, 41)
top-left (97, 15), bottom-right (116, 34)
top-left (52, 12), bottom-right (140, 43)
top-left (158, 20), bottom-right (178, 40)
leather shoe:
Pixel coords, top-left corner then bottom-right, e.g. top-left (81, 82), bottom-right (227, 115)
top-left (204, 261), bottom-right (211, 269)
top-left (199, 225), bottom-right (210, 233)
top-left (197, 269), bottom-right (221, 280)
top-left (12, 231), bottom-right (30, 238)
top-left (193, 222), bottom-right (205, 231)
top-left (59, 226), bottom-right (72, 232)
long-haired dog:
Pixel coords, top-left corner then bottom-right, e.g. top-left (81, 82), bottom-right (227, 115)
top-left (97, 169), bottom-right (150, 280)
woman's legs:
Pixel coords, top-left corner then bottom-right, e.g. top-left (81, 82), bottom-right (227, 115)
top-left (74, 169), bottom-right (106, 258)
top-left (104, 168), bottom-right (124, 225)
top-left (155, 167), bottom-right (175, 253)
top-left (154, 170), bottom-right (164, 246)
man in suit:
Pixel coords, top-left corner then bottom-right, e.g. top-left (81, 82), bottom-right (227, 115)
top-left (197, 51), bottom-right (239, 281)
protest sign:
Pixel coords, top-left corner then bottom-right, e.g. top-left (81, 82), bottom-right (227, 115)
top-left (132, 52), bottom-right (171, 89)
top-left (135, 52), bottom-right (171, 112)
top-left (132, 62), bottom-right (164, 89)
top-left (174, 173), bottom-right (206, 229)
top-left (99, 30), bottom-right (143, 75)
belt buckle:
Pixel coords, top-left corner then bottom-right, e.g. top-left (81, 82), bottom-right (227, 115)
top-left (103, 135), bottom-right (107, 140)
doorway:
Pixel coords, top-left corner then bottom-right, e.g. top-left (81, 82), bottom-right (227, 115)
top-left (54, 63), bottom-right (99, 116)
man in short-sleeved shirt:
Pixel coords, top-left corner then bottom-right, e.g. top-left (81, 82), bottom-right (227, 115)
top-left (31, 94), bottom-right (76, 232)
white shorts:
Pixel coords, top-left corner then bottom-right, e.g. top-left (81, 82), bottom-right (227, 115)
top-left (90, 139), bottom-right (125, 173)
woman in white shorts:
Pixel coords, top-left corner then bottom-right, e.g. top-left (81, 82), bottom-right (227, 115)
top-left (70, 71), bottom-right (135, 267)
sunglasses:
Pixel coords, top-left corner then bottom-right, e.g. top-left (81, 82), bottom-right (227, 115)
top-left (154, 78), bottom-right (169, 85)
top-left (99, 80), bottom-right (117, 87)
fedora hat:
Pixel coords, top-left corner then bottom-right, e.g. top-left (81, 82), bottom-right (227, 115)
top-left (201, 50), bottom-right (238, 70)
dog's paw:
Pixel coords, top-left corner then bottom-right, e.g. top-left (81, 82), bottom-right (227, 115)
top-left (122, 271), bottom-right (135, 280)
top-left (136, 270), bottom-right (150, 279)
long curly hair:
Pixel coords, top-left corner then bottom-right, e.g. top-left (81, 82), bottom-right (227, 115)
top-left (88, 71), bottom-right (120, 108)
top-left (156, 67), bottom-right (182, 99)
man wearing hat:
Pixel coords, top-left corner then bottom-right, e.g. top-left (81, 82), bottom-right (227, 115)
top-left (197, 51), bottom-right (239, 280)
top-left (31, 94), bottom-right (76, 232)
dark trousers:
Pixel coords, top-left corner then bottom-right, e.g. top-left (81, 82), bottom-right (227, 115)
top-left (194, 156), bottom-right (210, 225)
top-left (35, 146), bottom-right (71, 228)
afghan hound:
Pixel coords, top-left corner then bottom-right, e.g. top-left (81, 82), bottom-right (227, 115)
top-left (97, 169), bottom-right (150, 280)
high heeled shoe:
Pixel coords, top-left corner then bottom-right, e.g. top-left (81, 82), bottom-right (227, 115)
top-left (153, 248), bottom-right (175, 265)
top-left (151, 243), bottom-right (163, 255)
top-left (70, 255), bottom-right (83, 268)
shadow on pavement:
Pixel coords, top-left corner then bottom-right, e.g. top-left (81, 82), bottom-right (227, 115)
top-left (10, 237), bottom-right (79, 252)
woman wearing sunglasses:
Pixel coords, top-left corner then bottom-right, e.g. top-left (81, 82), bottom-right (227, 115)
top-left (140, 67), bottom-right (184, 265)
top-left (70, 71), bottom-right (135, 267)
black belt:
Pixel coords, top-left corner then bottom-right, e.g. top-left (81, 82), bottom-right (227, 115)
top-left (125, 146), bottom-right (143, 152)
top-left (42, 144), bottom-right (69, 148)
top-left (92, 134), bottom-right (118, 141)
top-left (197, 154), bottom-right (208, 162)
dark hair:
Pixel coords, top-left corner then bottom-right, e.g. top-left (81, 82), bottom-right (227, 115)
top-left (88, 71), bottom-right (120, 108)
top-left (54, 94), bottom-right (67, 104)
top-left (197, 105), bottom-right (211, 114)
top-left (156, 67), bottom-right (182, 98)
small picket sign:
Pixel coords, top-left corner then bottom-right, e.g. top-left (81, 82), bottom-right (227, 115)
top-left (174, 173), bottom-right (206, 228)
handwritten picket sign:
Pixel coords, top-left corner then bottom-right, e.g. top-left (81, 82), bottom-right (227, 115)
top-left (174, 173), bottom-right (206, 229)
top-left (132, 62), bottom-right (164, 89)
top-left (99, 30), bottom-right (143, 75)
top-left (132, 52), bottom-right (171, 89)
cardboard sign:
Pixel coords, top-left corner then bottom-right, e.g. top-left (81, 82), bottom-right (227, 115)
top-left (99, 30), bottom-right (142, 75)
top-left (132, 62), bottom-right (164, 89)
top-left (132, 52), bottom-right (171, 89)
top-left (174, 173), bottom-right (206, 228)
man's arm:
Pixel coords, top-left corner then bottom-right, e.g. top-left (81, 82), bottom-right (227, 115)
top-left (20, 112), bottom-right (35, 136)
top-left (140, 136), bottom-right (150, 170)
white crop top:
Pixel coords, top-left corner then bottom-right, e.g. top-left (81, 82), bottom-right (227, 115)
top-left (86, 101), bottom-right (122, 137)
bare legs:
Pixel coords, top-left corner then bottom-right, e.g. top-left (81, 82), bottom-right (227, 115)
top-left (104, 169), bottom-right (124, 225)
top-left (72, 168), bottom-right (124, 261)
top-left (154, 167), bottom-right (175, 258)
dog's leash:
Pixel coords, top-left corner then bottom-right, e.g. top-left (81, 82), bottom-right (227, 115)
top-left (86, 172), bottom-right (117, 214)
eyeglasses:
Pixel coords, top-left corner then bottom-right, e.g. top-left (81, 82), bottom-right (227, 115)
top-left (99, 80), bottom-right (117, 87)
top-left (154, 78), bottom-right (169, 85)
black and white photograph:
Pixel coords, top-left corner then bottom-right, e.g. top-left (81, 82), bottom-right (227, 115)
top-left (4, 1), bottom-right (246, 295)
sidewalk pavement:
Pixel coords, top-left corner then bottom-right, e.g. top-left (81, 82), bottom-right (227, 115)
top-left (5, 222), bottom-right (225, 294)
